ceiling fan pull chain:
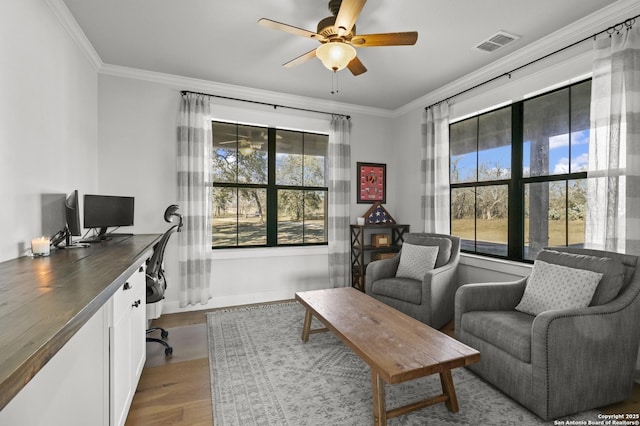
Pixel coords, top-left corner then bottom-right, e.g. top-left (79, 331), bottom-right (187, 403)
top-left (331, 71), bottom-right (339, 95)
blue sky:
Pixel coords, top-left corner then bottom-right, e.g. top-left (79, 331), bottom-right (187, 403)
top-left (453, 129), bottom-right (590, 180)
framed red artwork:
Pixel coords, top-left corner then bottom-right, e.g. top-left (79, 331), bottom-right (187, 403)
top-left (357, 162), bottom-right (386, 204)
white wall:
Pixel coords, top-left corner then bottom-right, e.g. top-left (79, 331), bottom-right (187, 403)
top-left (0, 0), bottom-right (98, 262)
top-left (97, 74), bottom-right (395, 312)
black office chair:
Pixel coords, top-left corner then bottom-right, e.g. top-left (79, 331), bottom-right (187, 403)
top-left (146, 204), bottom-right (183, 356)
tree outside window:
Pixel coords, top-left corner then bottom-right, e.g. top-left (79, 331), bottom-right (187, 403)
top-left (212, 122), bottom-right (328, 248)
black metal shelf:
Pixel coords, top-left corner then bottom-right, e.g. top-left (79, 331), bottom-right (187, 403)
top-left (350, 224), bottom-right (410, 291)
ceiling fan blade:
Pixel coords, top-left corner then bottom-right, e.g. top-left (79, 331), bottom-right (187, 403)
top-left (351, 31), bottom-right (418, 47)
top-left (258, 18), bottom-right (325, 41)
top-left (347, 56), bottom-right (367, 76)
top-left (335, 0), bottom-right (367, 37)
top-left (283, 49), bottom-right (317, 68)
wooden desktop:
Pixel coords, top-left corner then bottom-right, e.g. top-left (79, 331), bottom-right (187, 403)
top-left (0, 234), bottom-right (161, 425)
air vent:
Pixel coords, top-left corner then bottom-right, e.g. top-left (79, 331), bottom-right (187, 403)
top-left (474, 30), bottom-right (520, 53)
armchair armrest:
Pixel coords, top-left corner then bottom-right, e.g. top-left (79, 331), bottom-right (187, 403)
top-left (454, 278), bottom-right (527, 331)
top-left (530, 296), bottom-right (640, 418)
top-left (421, 260), bottom-right (459, 328)
top-left (364, 255), bottom-right (400, 292)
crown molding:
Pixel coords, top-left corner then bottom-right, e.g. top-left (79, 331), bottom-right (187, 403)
top-left (49, 0), bottom-right (639, 118)
top-left (45, 0), bottom-right (103, 71)
top-left (99, 64), bottom-right (394, 119)
top-left (394, 0), bottom-right (640, 116)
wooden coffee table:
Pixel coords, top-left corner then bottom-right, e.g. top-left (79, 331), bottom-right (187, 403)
top-left (295, 287), bottom-right (480, 426)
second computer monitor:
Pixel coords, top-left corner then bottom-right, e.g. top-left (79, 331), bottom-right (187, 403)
top-left (83, 194), bottom-right (134, 240)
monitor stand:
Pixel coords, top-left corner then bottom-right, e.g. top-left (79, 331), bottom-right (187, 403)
top-left (56, 228), bottom-right (89, 249)
top-left (79, 227), bottom-right (111, 243)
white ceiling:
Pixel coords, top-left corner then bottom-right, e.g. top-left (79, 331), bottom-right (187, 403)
top-left (61, 0), bottom-right (623, 111)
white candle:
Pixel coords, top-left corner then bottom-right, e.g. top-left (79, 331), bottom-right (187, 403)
top-left (31, 237), bottom-right (50, 256)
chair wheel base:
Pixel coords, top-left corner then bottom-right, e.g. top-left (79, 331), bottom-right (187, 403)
top-left (146, 328), bottom-right (173, 357)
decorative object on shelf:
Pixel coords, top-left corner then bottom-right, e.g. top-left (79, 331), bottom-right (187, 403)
top-left (372, 252), bottom-right (397, 261)
top-left (357, 162), bottom-right (386, 203)
top-left (362, 202), bottom-right (395, 224)
top-left (371, 234), bottom-right (390, 247)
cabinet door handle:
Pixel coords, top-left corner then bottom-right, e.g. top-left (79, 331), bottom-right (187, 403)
top-left (132, 299), bottom-right (141, 308)
top-left (123, 282), bottom-right (131, 290)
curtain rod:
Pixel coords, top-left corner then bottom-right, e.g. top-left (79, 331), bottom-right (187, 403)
top-left (181, 90), bottom-right (351, 119)
top-left (425, 14), bottom-right (639, 111)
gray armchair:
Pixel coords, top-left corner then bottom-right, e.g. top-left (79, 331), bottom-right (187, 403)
top-left (365, 233), bottom-right (460, 329)
top-left (455, 247), bottom-right (640, 420)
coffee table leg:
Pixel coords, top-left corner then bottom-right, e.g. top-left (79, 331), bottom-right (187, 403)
top-left (371, 371), bottom-right (387, 426)
top-left (301, 309), bottom-right (312, 342)
top-left (439, 370), bottom-right (459, 412)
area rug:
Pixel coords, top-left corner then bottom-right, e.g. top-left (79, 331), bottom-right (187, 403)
top-left (207, 301), bottom-right (600, 425)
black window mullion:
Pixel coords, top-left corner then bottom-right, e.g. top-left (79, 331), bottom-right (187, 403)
top-left (266, 127), bottom-right (278, 246)
top-left (509, 103), bottom-right (524, 260)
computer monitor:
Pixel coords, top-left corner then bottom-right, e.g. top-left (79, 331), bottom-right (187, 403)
top-left (83, 194), bottom-right (135, 241)
top-left (46, 190), bottom-right (86, 249)
top-left (65, 190), bottom-right (82, 237)
top-left (61, 189), bottom-right (87, 248)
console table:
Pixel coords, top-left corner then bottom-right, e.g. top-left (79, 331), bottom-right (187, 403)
top-left (0, 234), bottom-right (161, 426)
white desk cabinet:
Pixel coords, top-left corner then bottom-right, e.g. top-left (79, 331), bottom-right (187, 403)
top-left (0, 304), bottom-right (110, 426)
top-left (110, 264), bottom-right (146, 426)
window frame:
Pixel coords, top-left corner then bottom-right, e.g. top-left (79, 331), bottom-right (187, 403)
top-left (211, 122), bottom-right (329, 249)
top-left (449, 79), bottom-right (590, 262)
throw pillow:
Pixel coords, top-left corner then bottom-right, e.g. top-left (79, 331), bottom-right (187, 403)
top-left (404, 235), bottom-right (453, 268)
top-left (515, 260), bottom-right (603, 316)
top-left (536, 249), bottom-right (625, 306)
top-left (395, 243), bottom-right (439, 281)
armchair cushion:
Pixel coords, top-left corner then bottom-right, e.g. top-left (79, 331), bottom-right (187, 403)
top-left (461, 310), bottom-right (534, 362)
top-left (395, 243), bottom-right (439, 280)
top-left (536, 249), bottom-right (626, 306)
top-left (515, 260), bottom-right (602, 316)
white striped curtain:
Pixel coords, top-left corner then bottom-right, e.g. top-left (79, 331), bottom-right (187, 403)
top-left (177, 92), bottom-right (213, 307)
top-left (586, 23), bottom-right (640, 256)
top-left (422, 102), bottom-right (451, 234)
top-left (328, 116), bottom-right (351, 288)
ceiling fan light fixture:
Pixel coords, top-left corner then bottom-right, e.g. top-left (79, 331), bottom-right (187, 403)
top-left (316, 42), bottom-right (356, 72)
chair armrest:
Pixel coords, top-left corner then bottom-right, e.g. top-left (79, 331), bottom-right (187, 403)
top-left (364, 255), bottom-right (400, 292)
top-left (456, 278), bottom-right (527, 313)
top-left (454, 278), bottom-right (527, 331)
top-left (421, 260), bottom-right (459, 328)
top-left (530, 298), bottom-right (640, 418)
top-left (422, 260), bottom-right (458, 294)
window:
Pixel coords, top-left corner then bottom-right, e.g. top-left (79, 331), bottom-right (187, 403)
top-left (449, 79), bottom-right (591, 261)
top-left (211, 121), bottom-right (329, 248)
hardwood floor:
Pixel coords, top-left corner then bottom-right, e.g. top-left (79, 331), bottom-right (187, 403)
top-left (125, 307), bottom-right (640, 425)
top-left (126, 310), bottom-right (215, 426)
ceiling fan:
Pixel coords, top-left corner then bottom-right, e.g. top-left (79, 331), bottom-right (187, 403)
top-left (258, 0), bottom-right (418, 76)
